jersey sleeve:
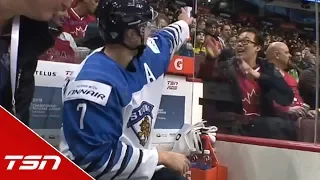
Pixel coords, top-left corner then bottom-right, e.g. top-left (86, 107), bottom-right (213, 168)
top-left (146, 20), bottom-right (190, 66)
top-left (61, 79), bottom-right (158, 180)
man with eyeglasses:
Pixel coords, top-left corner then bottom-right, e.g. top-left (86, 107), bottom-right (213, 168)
top-left (292, 50), bottom-right (302, 63)
top-left (235, 29), bottom-right (293, 116)
top-left (291, 48), bottom-right (313, 73)
top-left (206, 28), bottom-right (295, 140)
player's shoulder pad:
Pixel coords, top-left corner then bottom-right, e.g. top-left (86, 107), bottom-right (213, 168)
top-left (64, 79), bottom-right (112, 106)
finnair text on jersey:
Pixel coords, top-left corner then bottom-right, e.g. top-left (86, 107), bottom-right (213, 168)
top-left (64, 80), bottom-right (112, 106)
top-left (67, 89), bottom-right (106, 100)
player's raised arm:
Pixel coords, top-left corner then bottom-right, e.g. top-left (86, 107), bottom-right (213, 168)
top-left (60, 76), bottom-right (158, 180)
top-left (147, 8), bottom-right (193, 60)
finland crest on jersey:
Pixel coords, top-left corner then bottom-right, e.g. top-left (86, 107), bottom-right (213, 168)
top-left (127, 101), bottom-right (154, 146)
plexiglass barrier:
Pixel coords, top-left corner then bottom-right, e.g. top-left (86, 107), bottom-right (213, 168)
top-left (192, 0), bottom-right (319, 145)
top-left (30, 0), bottom-right (320, 148)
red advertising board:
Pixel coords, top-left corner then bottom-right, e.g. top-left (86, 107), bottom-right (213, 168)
top-left (167, 55), bottom-right (194, 76)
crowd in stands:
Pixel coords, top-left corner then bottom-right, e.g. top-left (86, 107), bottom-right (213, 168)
top-left (41, 0), bottom-right (320, 142)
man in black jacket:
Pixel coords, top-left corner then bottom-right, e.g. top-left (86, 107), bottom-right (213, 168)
top-left (0, 0), bottom-right (72, 125)
top-left (299, 66), bottom-right (319, 110)
top-left (200, 28), bottom-right (295, 140)
top-left (1, 17), bottom-right (55, 125)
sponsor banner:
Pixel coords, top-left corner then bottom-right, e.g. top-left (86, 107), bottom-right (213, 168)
top-left (163, 74), bottom-right (191, 95)
top-left (153, 75), bottom-right (193, 144)
top-left (155, 95), bottom-right (185, 129)
top-left (30, 86), bottom-right (62, 130)
top-left (167, 55), bottom-right (194, 76)
top-left (31, 61), bottom-right (79, 146)
top-left (152, 95), bottom-right (186, 144)
top-left (34, 61), bottom-right (78, 88)
top-left (163, 75), bottom-right (193, 126)
top-left (31, 86), bottom-right (63, 146)
top-left (32, 61), bottom-right (193, 146)
top-left (0, 107), bottom-right (92, 179)
top-left (166, 79), bottom-right (179, 91)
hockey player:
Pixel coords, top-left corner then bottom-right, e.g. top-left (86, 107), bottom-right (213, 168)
top-left (60, 0), bottom-right (193, 179)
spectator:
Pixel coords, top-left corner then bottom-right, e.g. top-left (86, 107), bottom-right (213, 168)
top-left (0, 0), bottom-right (72, 125)
top-left (204, 28), bottom-right (295, 140)
top-left (292, 49), bottom-right (303, 64)
top-left (266, 42), bottom-right (308, 119)
top-left (143, 0), bottom-right (320, 141)
top-left (302, 46), bottom-right (311, 59)
top-left (290, 48), bottom-right (312, 79)
top-left (235, 29), bottom-right (294, 116)
top-left (163, 7), bottom-right (169, 14)
top-left (190, 19), bottom-right (197, 35)
top-left (167, 11), bottom-right (174, 23)
top-left (62, 0), bottom-right (99, 39)
top-left (0, 0), bottom-right (71, 23)
top-left (304, 53), bottom-right (316, 65)
top-left (39, 10), bottom-right (78, 63)
top-left (205, 20), bottom-right (219, 37)
top-left (218, 36), bottom-right (236, 62)
top-left (219, 24), bottom-right (232, 48)
top-left (299, 66), bottom-right (319, 110)
top-left (226, 36), bottom-right (237, 50)
top-left (205, 19), bottom-right (221, 58)
top-left (265, 35), bottom-right (271, 46)
top-left (157, 13), bottom-right (170, 29)
top-left (197, 19), bottom-right (206, 31)
top-left (194, 30), bottom-right (206, 56)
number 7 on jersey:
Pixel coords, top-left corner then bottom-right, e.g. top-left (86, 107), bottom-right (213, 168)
top-left (77, 103), bottom-right (87, 129)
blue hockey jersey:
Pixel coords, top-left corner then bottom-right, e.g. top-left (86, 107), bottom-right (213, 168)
top-left (60, 20), bottom-right (190, 180)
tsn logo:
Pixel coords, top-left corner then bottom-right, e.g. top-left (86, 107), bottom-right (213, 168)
top-left (4, 155), bottom-right (61, 170)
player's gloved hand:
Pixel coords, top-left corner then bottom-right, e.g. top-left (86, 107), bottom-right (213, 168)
top-left (158, 151), bottom-right (190, 175)
top-left (178, 7), bottom-right (194, 25)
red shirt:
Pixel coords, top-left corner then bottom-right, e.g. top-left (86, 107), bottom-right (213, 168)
top-left (274, 72), bottom-right (304, 112)
top-left (39, 38), bottom-right (76, 64)
top-left (205, 35), bottom-right (222, 56)
top-left (237, 68), bottom-right (261, 117)
top-left (62, 8), bottom-right (95, 38)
